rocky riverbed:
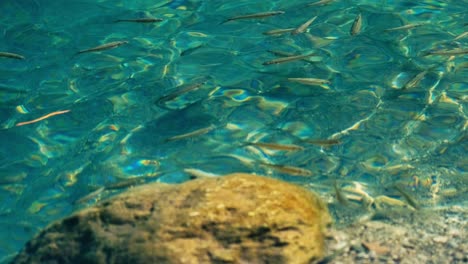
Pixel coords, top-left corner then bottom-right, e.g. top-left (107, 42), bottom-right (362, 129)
top-left (323, 205), bottom-right (467, 264)
top-left (9, 173), bottom-right (467, 264)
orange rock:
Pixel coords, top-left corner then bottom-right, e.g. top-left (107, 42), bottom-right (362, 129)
top-left (12, 173), bottom-right (331, 264)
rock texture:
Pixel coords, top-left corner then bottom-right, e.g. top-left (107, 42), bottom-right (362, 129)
top-left (12, 173), bottom-right (331, 264)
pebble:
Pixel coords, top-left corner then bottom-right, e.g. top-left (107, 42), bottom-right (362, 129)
top-left (453, 252), bottom-right (465, 261)
top-left (433, 236), bottom-right (449, 243)
top-left (362, 241), bottom-right (390, 255)
top-left (447, 240), bottom-right (459, 248)
top-left (351, 243), bottom-right (366, 253)
top-left (402, 239), bottom-right (415, 249)
top-left (356, 252), bottom-right (369, 259)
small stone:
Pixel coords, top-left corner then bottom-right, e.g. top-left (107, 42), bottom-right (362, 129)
top-left (356, 252), bottom-right (369, 259)
top-left (448, 228), bottom-right (460, 237)
top-left (188, 211), bottom-right (200, 216)
top-left (362, 241), bottom-right (390, 255)
top-left (351, 243), bottom-right (366, 253)
top-left (447, 240), bottom-right (459, 249)
top-left (453, 252), bottom-right (465, 260)
top-left (402, 238), bottom-right (416, 249)
top-left (433, 236), bottom-right (449, 243)
top-left (416, 254), bottom-right (428, 262)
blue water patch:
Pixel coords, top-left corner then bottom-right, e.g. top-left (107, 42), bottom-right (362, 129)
top-left (0, 0), bottom-right (467, 261)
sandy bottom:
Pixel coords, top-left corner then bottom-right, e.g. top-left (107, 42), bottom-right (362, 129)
top-left (323, 205), bottom-right (467, 264)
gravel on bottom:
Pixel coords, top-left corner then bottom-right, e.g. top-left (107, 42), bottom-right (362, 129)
top-left (321, 205), bottom-right (467, 264)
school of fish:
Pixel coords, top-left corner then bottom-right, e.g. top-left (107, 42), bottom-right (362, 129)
top-left (0, 1), bottom-right (466, 247)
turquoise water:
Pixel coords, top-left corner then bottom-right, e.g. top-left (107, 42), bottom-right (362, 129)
top-left (0, 0), bottom-right (466, 261)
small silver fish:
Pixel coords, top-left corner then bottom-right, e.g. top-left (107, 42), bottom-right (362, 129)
top-left (156, 81), bottom-right (207, 105)
top-left (181, 44), bottom-right (205, 56)
top-left (184, 168), bottom-right (220, 179)
top-left (268, 50), bottom-right (323, 63)
top-left (384, 23), bottom-right (424, 32)
top-left (114, 18), bottom-right (163, 23)
top-left (261, 163), bottom-right (313, 177)
top-left (0, 86), bottom-right (27, 94)
top-left (223, 11), bottom-right (285, 23)
top-left (292, 16), bottom-right (318, 35)
top-left (77, 41), bottom-right (128, 54)
top-left (0, 51), bottom-right (25, 60)
top-left (453, 31), bottom-right (468, 40)
top-left (165, 125), bottom-right (216, 142)
top-left (263, 52), bottom-right (316, 65)
top-left (287, 77), bottom-right (330, 87)
top-left (246, 142), bottom-right (304, 151)
top-left (393, 184), bottom-right (420, 210)
top-left (105, 178), bottom-right (145, 190)
top-left (425, 48), bottom-right (468, 56)
top-left (455, 61), bottom-right (468, 72)
top-left (74, 187), bottom-right (105, 204)
top-left (307, 0), bottom-right (335, 6)
top-left (304, 33), bottom-right (335, 48)
top-left (334, 181), bottom-right (349, 205)
top-left (303, 138), bottom-right (342, 146)
top-left (350, 13), bottom-right (362, 36)
top-left (262, 28), bottom-right (295, 36)
top-left (403, 70), bottom-right (427, 89)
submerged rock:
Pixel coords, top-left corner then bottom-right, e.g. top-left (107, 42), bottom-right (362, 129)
top-left (12, 173), bottom-right (331, 264)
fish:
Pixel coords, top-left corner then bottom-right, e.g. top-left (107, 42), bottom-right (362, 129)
top-left (334, 181), bottom-right (349, 205)
top-left (77, 41), bottom-right (128, 54)
top-left (165, 124), bottom-right (216, 142)
top-left (403, 70), bottom-right (427, 89)
top-left (15, 110), bottom-right (71, 127)
top-left (303, 138), bottom-right (342, 146)
top-left (453, 31), bottom-right (468, 40)
top-left (114, 18), bottom-right (163, 23)
top-left (263, 52), bottom-right (316, 65)
top-left (262, 28), bottom-right (295, 36)
top-left (156, 81), bottom-right (207, 105)
top-left (287, 77), bottom-right (330, 87)
top-left (222, 11), bottom-right (285, 23)
top-left (267, 50), bottom-right (323, 63)
top-left (393, 184), bottom-right (420, 210)
top-left (383, 23), bottom-right (424, 32)
top-left (105, 178), bottom-right (145, 190)
top-left (350, 13), bottom-right (362, 36)
top-left (0, 51), bottom-right (25, 60)
top-left (184, 168), bottom-right (220, 179)
top-left (424, 48), bottom-right (468, 56)
top-left (74, 187), bottom-right (105, 204)
top-left (261, 163), bottom-right (313, 176)
top-left (0, 85), bottom-right (27, 94)
top-left (306, 0), bottom-right (335, 6)
top-left (454, 61), bottom-right (468, 72)
top-left (263, 163), bottom-right (313, 176)
top-left (181, 44), bottom-right (205, 56)
top-left (304, 33), bottom-right (336, 48)
top-left (291, 16), bottom-right (318, 35)
top-left (245, 142), bottom-right (304, 151)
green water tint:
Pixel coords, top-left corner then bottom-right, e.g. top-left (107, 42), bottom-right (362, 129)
top-left (0, 0), bottom-right (467, 261)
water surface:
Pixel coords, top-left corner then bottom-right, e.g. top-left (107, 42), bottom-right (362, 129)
top-left (0, 0), bottom-right (466, 261)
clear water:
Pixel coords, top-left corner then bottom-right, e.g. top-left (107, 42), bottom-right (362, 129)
top-left (0, 0), bottom-right (466, 261)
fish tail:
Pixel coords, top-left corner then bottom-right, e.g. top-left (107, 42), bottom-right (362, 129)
top-left (219, 19), bottom-right (230, 25)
